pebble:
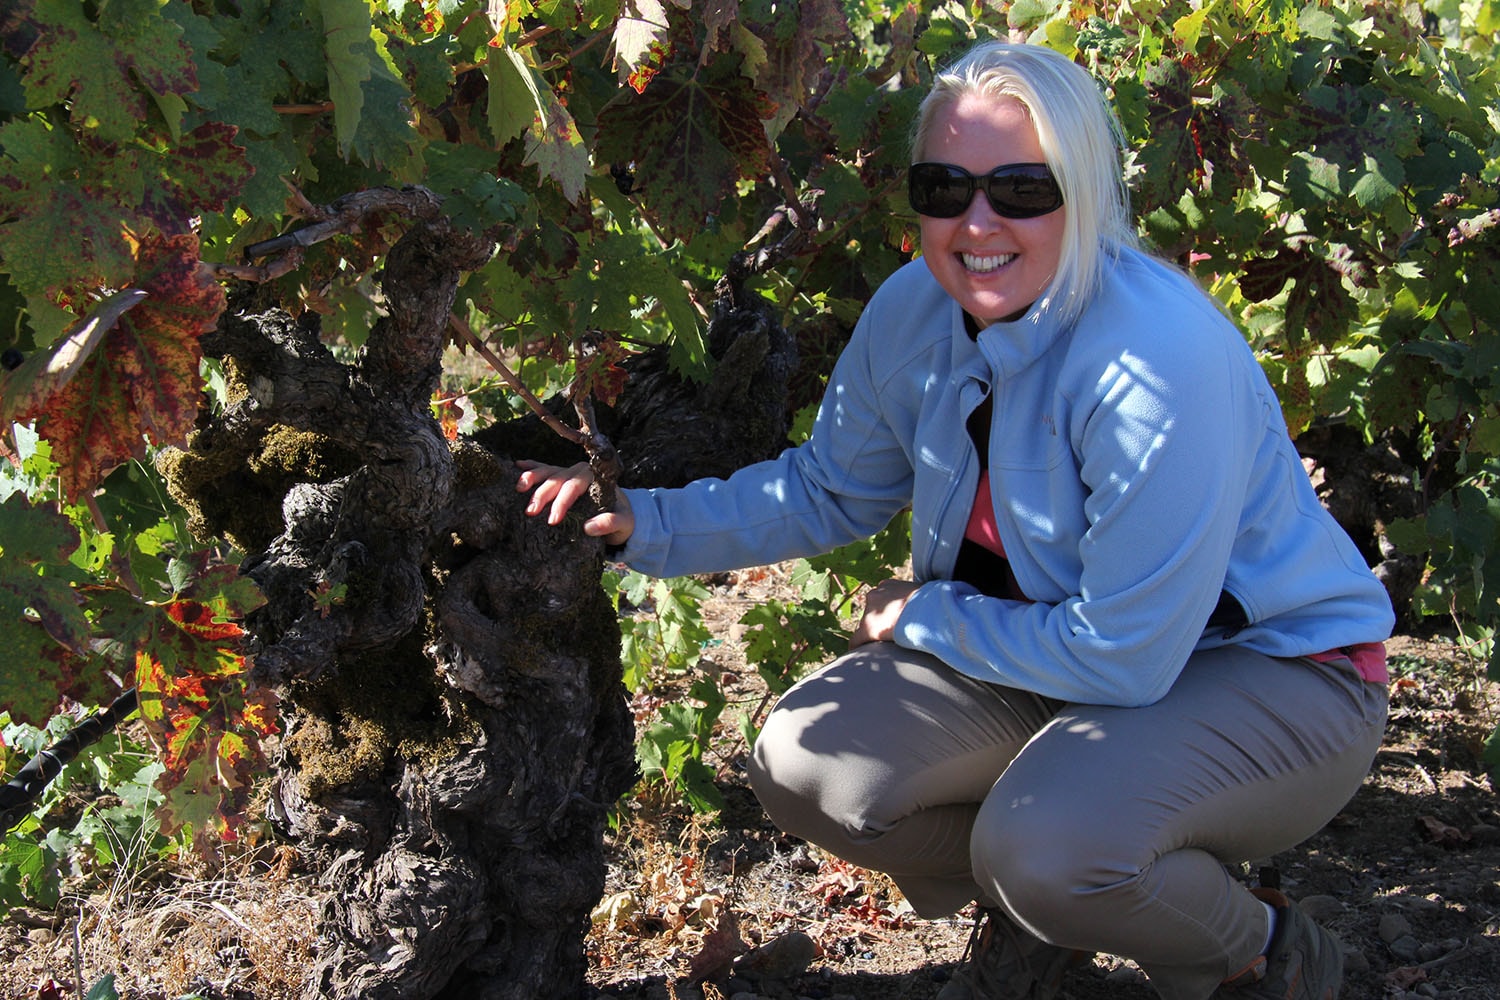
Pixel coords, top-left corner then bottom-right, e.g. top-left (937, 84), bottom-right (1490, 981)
top-left (1298, 894), bottom-right (1345, 922)
top-left (1388, 934), bottom-right (1422, 962)
top-left (734, 930), bottom-right (817, 981)
top-left (1378, 913), bottom-right (1414, 943)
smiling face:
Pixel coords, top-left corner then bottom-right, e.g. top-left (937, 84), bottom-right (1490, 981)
top-left (917, 94), bottom-right (1066, 327)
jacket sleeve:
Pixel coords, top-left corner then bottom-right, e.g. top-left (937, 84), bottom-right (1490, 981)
top-left (895, 299), bottom-right (1261, 706)
top-left (618, 294), bottom-right (932, 579)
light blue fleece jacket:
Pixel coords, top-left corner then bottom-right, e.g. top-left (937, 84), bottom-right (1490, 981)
top-left (617, 246), bottom-right (1394, 707)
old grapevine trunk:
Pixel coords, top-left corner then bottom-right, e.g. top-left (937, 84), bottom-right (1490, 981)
top-left (161, 213), bottom-right (636, 999)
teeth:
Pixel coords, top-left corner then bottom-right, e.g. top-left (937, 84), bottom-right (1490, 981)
top-left (962, 252), bottom-right (1015, 272)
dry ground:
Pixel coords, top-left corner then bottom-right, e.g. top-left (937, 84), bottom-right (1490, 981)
top-left (1, 565), bottom-right (1496, 1000)
top-left (585, 567), bottom-right (1500, 1000)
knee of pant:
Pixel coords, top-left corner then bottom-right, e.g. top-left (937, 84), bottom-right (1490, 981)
top-left (748, 711), bottom-right (881, 841)
top-left (746, 712), bottom-right (833, 833)
top-left (970, 795), bottom-right (1109, 937)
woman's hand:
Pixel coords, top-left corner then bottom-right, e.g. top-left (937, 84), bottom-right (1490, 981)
top-left (515, 460), bottom-right (636, 547)
top-left (850, 578), bottom-right (920, 649)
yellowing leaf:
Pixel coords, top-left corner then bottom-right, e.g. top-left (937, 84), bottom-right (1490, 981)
top-left (1173, 6), bottom-right (1212, 52)
top-left (525, 83), bottom-right (589, 203)
top-left (134, 590), bottom-right (278, 855)
top-left (614, 0), bottom-right (672, 90)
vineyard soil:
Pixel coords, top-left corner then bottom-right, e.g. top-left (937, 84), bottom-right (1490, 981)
top-left (1, 566), bottom-right (1497, 1000)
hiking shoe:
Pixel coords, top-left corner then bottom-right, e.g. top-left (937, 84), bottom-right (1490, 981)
top-left (1218, 888), bottom-right (1343, 1000)
top-left (936, 906), bottom-right (1082, 1000)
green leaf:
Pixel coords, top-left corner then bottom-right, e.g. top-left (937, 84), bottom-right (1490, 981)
top-left (318, 0), bottom-right (420, 172)
top-left (486, 44), bottom-right (541, 148)
top-left (1485, 723), bottom-right (1500, 782)
top-left (321, 0), bottom-right (375, 156)
top-left (1294, 153), bottom-right (1345, 206)
top-left (427, 142), bottom-right (527, 232)
top-left (85, 973), bottom-right (120, 1000)
top-left (0, 500), bottom-right (97, 723)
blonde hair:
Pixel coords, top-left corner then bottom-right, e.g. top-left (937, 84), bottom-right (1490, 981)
top-left (912, 42), bottom-right (1136, 326)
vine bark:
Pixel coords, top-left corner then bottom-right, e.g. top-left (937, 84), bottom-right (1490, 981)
top-left (162, 215), bottom-right (637, 999)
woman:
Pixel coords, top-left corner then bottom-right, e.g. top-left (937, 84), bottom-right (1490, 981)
top-left (518, 41), bottom-right (1392, 1000)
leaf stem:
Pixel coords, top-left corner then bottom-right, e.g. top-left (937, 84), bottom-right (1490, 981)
top-left (447, 313), bottom-right (586, 448)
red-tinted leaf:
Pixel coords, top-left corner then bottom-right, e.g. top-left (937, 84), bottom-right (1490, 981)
top-left (596, 54), bottom-right (776, 241)
top-left (134, 123), bottom-right (256, 234)
top-left (1239, 247), bottom-right (1301, 303)
top-left (0, 170), bottom-right (139, 301)
top-left (614, 0), bottom-right (673, 92)
top-left (25, 233), bottom-right (225, 501)
top-left (133, 590), bottom-right (278, 855)
top-left (0, 289), bottom-right (148, 427)
top-left (749, 0), bottom-right (850, 111)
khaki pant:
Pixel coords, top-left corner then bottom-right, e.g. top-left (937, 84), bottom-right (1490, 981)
top-left (747, 643), bottom-right (1387, 1000)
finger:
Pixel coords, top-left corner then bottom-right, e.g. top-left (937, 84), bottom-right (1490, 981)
top-left (523, 475), bottom-right (563, 515)
top-left (514, 460), bottom-right (558, 491)
top-left (547, 475), bottom-right (592, 525)
top-left (584, 508), bottom-right (635, 546)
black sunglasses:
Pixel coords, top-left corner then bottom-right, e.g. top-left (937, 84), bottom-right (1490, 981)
top-left (907, 162), bottom-right (1064, 220)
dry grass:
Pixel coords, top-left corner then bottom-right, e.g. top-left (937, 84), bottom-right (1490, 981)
top-left (0, 845), bottom-right (320, 999)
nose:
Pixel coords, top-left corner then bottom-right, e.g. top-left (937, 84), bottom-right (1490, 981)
top-left (958, 189), bottom-right (1005, 229)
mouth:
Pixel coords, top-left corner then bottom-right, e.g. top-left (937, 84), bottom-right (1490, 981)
top-left (961, 252), bottom-right (1016, 274)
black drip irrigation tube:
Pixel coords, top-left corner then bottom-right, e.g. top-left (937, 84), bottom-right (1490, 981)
top-left (0, 689), bottom-right (140, 834)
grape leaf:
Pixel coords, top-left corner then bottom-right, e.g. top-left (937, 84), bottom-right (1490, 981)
top-left (24, 234), bottom-right (225, 502)
top-left (0, 290), bottom-right (148, 428)
top-left (127, 557), bottom-right (271, 852)
top-left (23, 0), bottom-right (196, 144)
top-left (614, 0), bottom-right (672, 91)
top-left (322, 0), bottom-right (375, 156)
top-left (134, 597), bottom-right (278, 853)
top-left (487, 44), bottom-right (541, 148)
top-left (525, 78), bottom-right (589, 203)
top-left (595, 54), bottom-right (774, 241)
top-left (748, 0), bottom-right (849, 111)
top-left (320, 0), bottom-right (422, 174)
top-left (702, 0), bottom-right (739, 53)
top-left (0, 121), bottom-right (138, 308)
top-left (0, 495), bottom-right (89, 649)
top-left (134, 122), bottom-right (255, 232)
top-left (0, 496), bottom-right (100, 724)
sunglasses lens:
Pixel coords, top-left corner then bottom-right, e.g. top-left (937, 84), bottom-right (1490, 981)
top-left (908, 163), bottom-right (973, 219)
top-left (986, 166), bottom-right (1063, 218)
